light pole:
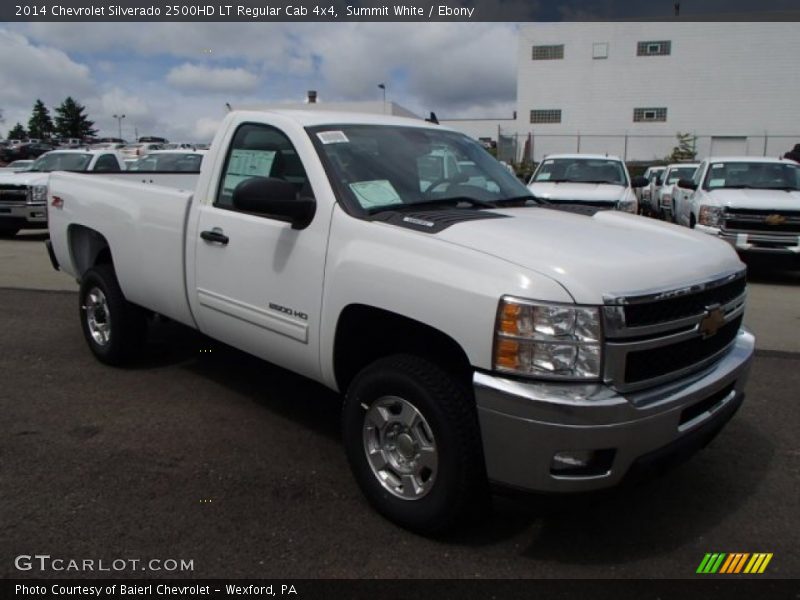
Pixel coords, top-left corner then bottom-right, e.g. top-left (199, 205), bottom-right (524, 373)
top-left (378, 83), bottom-right (386, 114)
top-left (112, 114), bottom-right (126, 140)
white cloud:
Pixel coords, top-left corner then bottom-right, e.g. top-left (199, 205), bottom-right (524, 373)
top-left (166, 63), bottom-right (260, 93)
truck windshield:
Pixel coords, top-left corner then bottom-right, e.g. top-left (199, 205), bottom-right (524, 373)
top-left (30, 152), bottom-right (92, 172)
top-left (308, 125), bottom-right (533, 213)
top-left (665, 166), bottom-right (697, 184)
top-left (532, 158), bottom-right (627, 185)
top-left (704, 161), bottom-right (800, 191)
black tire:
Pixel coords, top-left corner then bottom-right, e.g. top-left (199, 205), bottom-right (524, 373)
top-left (690, 215), bottom-right (696, 229)
top-left (342, 354), bottom-right (489, 534)
top-left (79, 264), bottom-right (146, 365)
top-left (0, 227), bottom-right (19, 238)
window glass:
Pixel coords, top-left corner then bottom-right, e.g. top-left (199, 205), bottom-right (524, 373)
top-left (216, 123), bottom-right (311, 209)
top-left (94, 154), bottom-right (121, 172)
top-left (704, 162), bottom-right (800, 190)
top-left (532, 158), bottom-right (627, 185)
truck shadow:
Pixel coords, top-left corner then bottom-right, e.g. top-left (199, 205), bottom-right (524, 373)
top-left (744, 257), bottom-right (800, 285)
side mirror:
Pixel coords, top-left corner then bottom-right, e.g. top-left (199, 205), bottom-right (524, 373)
top-left (677, 178), bottom-right (697, 191)
top-left (655, 177), bottom-right (663, 186)
top-left (233, 177), bottom-right (316, 230)
top-left (631, 175), bottom-right (649, 188)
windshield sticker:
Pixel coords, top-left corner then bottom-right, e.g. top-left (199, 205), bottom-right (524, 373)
top-left (222, 149), bottom-right (276, 195)
top-left (537, 172), bottom-right (551, 181)
top-left (349, 180), bottom-right (401, 208)
top-left (317, 131), bottom-right (349, 145)
top-left (543, 160), bottom-right (554, 165)
top-left (709, 178), bottom-right (725, 187)
top-left (712, 164), bottom-right (724, 169)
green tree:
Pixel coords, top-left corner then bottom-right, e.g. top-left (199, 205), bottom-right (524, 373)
top-left (54, 97), bottom-right (97, 139)
top-left (27, 99), bottom-right (54, 139)
top-left (666, 132), bottom-right (697, 162)
top-left (7, 122), bottom-right (27, 140)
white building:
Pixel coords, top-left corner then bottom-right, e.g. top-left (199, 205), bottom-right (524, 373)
top-left (449, 21), bottom-right (800, 162)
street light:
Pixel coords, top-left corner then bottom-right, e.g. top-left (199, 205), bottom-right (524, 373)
top-left (112, 114), bottom-right (126, 140)
top-left (378, 83), bottom-right (386, 114)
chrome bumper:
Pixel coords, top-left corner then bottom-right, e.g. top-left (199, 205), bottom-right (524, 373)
top-left (0, 203), bottom-right (48, 227)
top-left (696, 225), bottom-right (800, 255)
top-left (474, 328), bottom-right (754, 492)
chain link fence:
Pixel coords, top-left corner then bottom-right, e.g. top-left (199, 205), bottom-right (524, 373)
top-left (497, 130), bottom-right (800, 167)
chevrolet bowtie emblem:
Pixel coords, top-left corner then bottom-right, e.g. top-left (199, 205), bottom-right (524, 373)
top-left (765, 214), bottom-right (786, 226)
top-left (700, 307), bottom-right (726, 338)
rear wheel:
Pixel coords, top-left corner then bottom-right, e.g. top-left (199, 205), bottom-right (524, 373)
top-left (342, 354), bottom-right (489, 534)
top-left (79, 264), bottom-right (146, 365)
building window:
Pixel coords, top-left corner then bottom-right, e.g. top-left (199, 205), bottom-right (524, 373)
top-left (530, 109), bottom-right (562, 124)
top-left (593, 42), bottom-right (608, 59)
top-left (637, 40), bottom-right (671, 56)
top-left (532, 44), bottom-right (564, 60)
top-left (633, 107), bottom-right (667, 122)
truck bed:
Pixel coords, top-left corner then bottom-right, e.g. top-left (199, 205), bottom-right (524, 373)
top-left (48, 171), bottom-right (196, 327)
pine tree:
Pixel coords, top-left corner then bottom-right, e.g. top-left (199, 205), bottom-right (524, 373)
top-left (8, 122), bottom-right (27, 140)
top-left (54, 97), bottom-right (97, 139)
top-left (27, 99), bottom-right (54, 140)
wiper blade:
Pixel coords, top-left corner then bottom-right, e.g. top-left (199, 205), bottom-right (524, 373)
top-left (579, 180), bottom-right (623, 185)
top-left (368, 197), bottom-right (497, 214)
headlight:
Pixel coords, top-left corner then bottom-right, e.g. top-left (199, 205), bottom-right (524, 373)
top-left (616, 191), bottom-right (637, 214)
top-left (494, 297), bottom-right (602, 380)
top-left (698, 205), bottom-right (724, 227)
top-left (28, 185), bottom-right (48, 205)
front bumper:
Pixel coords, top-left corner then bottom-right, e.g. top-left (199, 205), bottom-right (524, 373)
top-left (0, 203), bottom-right (48, 228)
top-left (696, 225), bottom-right (800, 255)
top-left (474, 328), bottom-right (754, 493)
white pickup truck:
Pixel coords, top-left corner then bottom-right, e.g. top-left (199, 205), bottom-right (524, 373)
top-left (527, 153), bottom-right (648, 213)
top-left (0, 149), bottom-right (125, 237)
top-left (47, 110), bottom-right (754, 533)
top-left (673, 157), bottom-right (800, 259)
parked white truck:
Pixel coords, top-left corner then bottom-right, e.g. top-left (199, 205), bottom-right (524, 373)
top-left (673, 157), bottom-right (800, 261)
top-left (527, 154), bottom-right (648, 213)
top-left (0, 149), bottom-right (125, 237)
top-left (46, 110), bottom-right (754, 533)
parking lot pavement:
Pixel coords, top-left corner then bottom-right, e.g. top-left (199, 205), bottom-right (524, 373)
top-left (0, 231), bottom-right (77, 292)
top-left (1, 288), bottom-right (799, 579)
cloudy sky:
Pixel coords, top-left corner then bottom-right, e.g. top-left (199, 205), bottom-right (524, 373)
top-left (0, 1), bottom-right (795, 142)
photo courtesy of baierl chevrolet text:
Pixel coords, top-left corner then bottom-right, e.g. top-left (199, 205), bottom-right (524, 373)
top-left (1, 1), bottom-right (798, 598)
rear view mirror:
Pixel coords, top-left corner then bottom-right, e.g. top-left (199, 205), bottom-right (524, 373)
top-left (677, 178), bottom-right (697, 191)
top-left (232, 177), bottom-right (315, 230)
top-left (631, 175), bottom-right (649, 188)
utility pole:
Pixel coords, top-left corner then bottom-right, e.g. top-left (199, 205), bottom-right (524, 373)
top-left (378, 83), bottom-right (386, 114)
top-left (112, 114), bottom-right (125, 140)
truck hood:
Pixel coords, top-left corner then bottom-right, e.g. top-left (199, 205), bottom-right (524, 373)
top-left (436, 207), bottom-right (741, 304)
top-left (527, 182), bottom-right (626, 204)
top-left (0, 171), bottom-right (49, 186)
top-left (708, 188), bottom-right (800, 210)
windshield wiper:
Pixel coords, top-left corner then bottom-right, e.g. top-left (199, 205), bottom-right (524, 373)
top-left (495, 194), bottom-right (547, 205)
top-left (367, 197), bottom-right (497, 214)
top-left (579, 180), bottom-right (623, 185)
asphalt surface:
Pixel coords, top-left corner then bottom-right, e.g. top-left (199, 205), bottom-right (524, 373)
top-left (1, 287), bottom-right (799, 579)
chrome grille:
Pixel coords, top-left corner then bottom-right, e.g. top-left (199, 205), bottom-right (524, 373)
top-left (602, 270), bottom-right (746, 392)
top-left (723, 208), bottom-right (800, 235)
top-left (0, 184), bottom-right (28, 206)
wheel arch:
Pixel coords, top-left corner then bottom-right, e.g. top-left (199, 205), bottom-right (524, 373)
top-left (67, 224), bottom-right (114, 279)
top-left (333, 304), bottom-right (473, 393)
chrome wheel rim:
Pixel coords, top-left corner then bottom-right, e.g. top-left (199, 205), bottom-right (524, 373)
top-left (363, 396), bottom-right (438, 500)
top-left (83, 287), bottom-right (111, 346)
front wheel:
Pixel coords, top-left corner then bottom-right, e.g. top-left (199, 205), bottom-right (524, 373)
top-left (79, 264), bottom-right (146, 365)
top-left (342, 355), bottom-right (489, 534)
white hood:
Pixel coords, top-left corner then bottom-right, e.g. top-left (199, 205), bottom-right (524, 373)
top-left (527, 181), bottom-right (626, 204)
top-left (708, 188), bottom-right (800, 211)
top-left (436, 207), bottom-right (742, 304)
top-left (0, 171), bottom-right (49, 187)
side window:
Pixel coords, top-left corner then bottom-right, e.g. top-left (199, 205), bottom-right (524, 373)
top-left (94, 154), bottom-right (121, 172)
top-left (693, 163), bottom-right (706, 186)
top-left (215, 123), bottom-right (312, 210)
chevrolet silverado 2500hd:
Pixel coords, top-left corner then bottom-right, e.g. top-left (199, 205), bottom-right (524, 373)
top-left (673, 157), bottom-right (800, 260)
top-left (47, 110), bottom-right (754, 533)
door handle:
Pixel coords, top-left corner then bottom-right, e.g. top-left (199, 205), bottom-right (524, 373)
top-left (200, 229), bottom-right (229, 245)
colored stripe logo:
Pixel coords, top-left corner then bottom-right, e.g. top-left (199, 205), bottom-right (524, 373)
top-left (697, 553), bottom-right (773, 574)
